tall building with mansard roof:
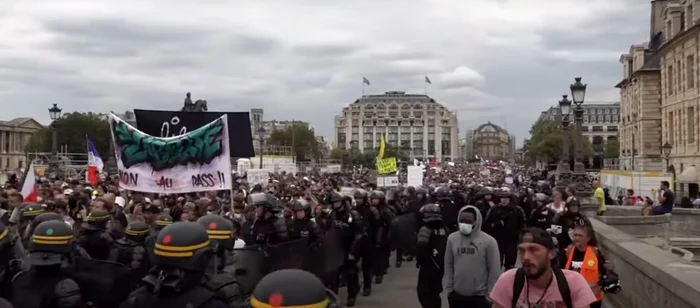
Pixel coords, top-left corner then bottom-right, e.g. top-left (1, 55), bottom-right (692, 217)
top-left (334, 91), bottom-right (459, 161)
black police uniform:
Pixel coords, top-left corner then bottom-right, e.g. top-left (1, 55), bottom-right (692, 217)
top-left (0, 221), bottom-right (28, 300)
top-left (250, 269), bottom-right (340, 308)
top-left (12, 220), bottom-right (83, 308)
top-left (287, 199), bottom-right (322, 243)
top-left (327, 192), bottom-right (363, 306)
top-left (484, 191), bottom-right (526, 270)
top-left (369, 190), bottom-right (393, 284)
top-left (77, 209), bottom-right (115, 261)
top-left (249, 193), bottom-right (288, 245)
top-left (415, 204), bottom-right (448, 308)
top-left (197, 215), bottom-right (245, 307)
top-left (111, 221), bottom-right (150, 279)
top-left (435, 187), bottom-right (459, 233)
top-left (119, 222), bottom-right (229, 308)
top-left (353, 189), bottom-right (380, 296)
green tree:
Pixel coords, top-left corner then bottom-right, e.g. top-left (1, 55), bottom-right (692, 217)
top-left (525, 119), bottom-right (592, 163)
top-left (25, 112), bottom-right (111, 157)
top-left (267, 124), bottom-right (320, 161)
top-left (605, 138), bottom-right (620, 158)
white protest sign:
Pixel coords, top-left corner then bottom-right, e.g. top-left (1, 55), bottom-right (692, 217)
top-left (407, 166), bottom-right (423, 187)
top-left (110, 113), bottom-right (232, 193)
top-left (378, 176), bottom-right (400, 187)
top-left (340, 187), bottom-right (355, 196)
top-left (246, 169), bottom-right (271, 186)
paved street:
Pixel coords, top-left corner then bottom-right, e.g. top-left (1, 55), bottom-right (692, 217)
top-left (337, 254), bottom-right (424, 307)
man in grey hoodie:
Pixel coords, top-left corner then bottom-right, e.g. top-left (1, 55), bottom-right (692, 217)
top-left (444, 205), bottom-right (501, 308)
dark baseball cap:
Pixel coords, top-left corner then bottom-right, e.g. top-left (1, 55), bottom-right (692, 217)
top-left (519, 227), bottom-right (556, 250)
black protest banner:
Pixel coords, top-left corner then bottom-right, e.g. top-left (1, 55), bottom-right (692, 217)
top-left (133, 109), bottom-right (254, 158)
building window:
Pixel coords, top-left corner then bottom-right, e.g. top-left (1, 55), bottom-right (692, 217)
top-left (688, 107), bottom-right (696, 143)
top-left (667, 65), bottom-right (674, 95)
top-left (678, 59), bottom-right (683, 92)
top-left (351, 126), bottom-right (359, 133)
top-left (669, 112), bottom-right (675, 143)
top-left (687, 55), bottom-right (696, 89)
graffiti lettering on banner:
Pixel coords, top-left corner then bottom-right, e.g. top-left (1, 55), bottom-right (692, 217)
top-left (109, 113), bottom-right (232, 193)
top-left (377, 157), bottom-right (397, 174)
top-left (246, 169), bottom-right (271, 187)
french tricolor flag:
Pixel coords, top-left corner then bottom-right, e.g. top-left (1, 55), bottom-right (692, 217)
top-left (87, 137), bottom-right (103, 186)
top-left (20, 161), bottom-right (38, 202)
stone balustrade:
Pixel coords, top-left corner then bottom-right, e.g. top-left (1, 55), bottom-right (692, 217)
top-left (591, 218), bottom-right (700, 308)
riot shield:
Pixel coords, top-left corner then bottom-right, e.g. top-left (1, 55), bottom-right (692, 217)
top-left (228, 247), bottom-right (267, 295)
top-left (321, 226), bottom-right (345, 277)
top-left (390, 213), bottom-right (417, 254)
top-left (71, 256), bottom-right (134, 308)
top-left (301, 239), bottom-right (326, 279)
top-left (266, 238), bottom-right (308, 272)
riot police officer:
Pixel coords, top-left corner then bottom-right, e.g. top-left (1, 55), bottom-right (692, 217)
top-left (197, 215), bottom-right (245, 307)
top-left (354, 189), bottom-right (380, 296)
top-left (484, 190), bottom-right (526, 270)
top-left (146, 214), bottom-right (173, 254)
top-left (0, 221), bottom-right (27, 300)
top-left (120, 222), bottom-right (229, 308)
top-left (249, 269), bottom-right (339, 308)
top-left (369, 190), bottom-right (392, 285)
top-left (287, 199), bottom-right (322, 243)
top-left (327, 191), bottom-right (363, 306)
top-left (435, 187), bottom-right (459, 233)
top-left (77, 209), bottom-right (116, 260)
top-left (249, 192), bottom-right (288, 245)
top-left (30, 212), bottom-right (90, 265)
top-left (415, 204), bottom-right (448, 308)
top-left (18, 203), bottom-right (47, 248)
top-left (12, 220), bottom-right (83, 308)
top-left (111, 221), bottom-right (150, 278)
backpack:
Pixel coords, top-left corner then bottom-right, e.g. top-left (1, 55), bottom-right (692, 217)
top-left (511, 267), bottom-right (572, 308)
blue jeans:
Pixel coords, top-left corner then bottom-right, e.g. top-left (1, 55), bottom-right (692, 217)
top-left (651, 206), bottom-right (671, 215)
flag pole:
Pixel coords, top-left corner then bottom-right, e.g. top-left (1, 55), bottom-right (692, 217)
top-left (424, 80), bottom-right (427, 95)
top-left (362, 79), bottom-right (365, 97)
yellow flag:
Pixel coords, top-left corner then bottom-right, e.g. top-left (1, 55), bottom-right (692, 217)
top-left (378, 135), bottom-right (386, 159)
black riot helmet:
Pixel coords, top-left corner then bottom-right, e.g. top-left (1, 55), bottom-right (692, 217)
top-left (369, 190), bottom-right (384, 200)
top-left (328, 192), bottom-right (345, 210)
top-left (420, 204), bottom-right (442, 223)
top-left (21, 203), bottom-right (47, 221)
top-left (30, 212), bottom-right (63, 231)
top-left (28, 220), bottom-right (73, 266)
top-left (291, 198), bottom-right (311, 216)
top-left (124, 220), bottom-right (151, 242)
top-left (415, 187), bottom-right (428, 197)
top-left (250, 269), bottom-right (339, 308)
top-left (197, 215), bottom-right (234, 250)
top-left (152, 222), bottom-right (213, 271)
top-left (385, 189), bottom-right (398, 203)
top-left (250, 192), bottom-right (279, 212)
top-left (154, 214), bottom-right (173, 231)
top-left (352, 188), bottom-right (368, 201)
top-left (86, 209), bottom-right (111, 230)
top-left (0, 222), bottom-right (10, 248)
top-left (435, 187), bottom-right (451, 201)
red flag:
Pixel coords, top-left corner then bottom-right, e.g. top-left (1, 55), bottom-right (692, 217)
top-left (87, 165), bottom-right (99, 186)
top-left (20, 162), bottom-right (38, 202)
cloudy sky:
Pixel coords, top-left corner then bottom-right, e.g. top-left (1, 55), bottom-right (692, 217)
top-left (0, 0), bottom-right (649, 145)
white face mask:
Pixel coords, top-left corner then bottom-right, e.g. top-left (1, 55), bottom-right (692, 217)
top-left (458, 223), bottom-right (473, 235)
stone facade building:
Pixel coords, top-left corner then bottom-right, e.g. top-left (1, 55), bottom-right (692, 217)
top-left (658, 0), bottom-right (700, 178)
top-left (0, 118), bottom-right (43, 172)
top-left (472, 122), bottom-right (514, 161)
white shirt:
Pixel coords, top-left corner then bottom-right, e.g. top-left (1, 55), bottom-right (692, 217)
top-left (547, 202), bottom-right (565, 213)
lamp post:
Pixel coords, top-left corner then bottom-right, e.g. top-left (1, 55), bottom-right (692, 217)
top-left (662, 142), bottom-right (673, 171)
top-left (569, 77), bottom-right (592, 196)
top-left (556, 95), bottom-right (572, 189)
top-left (258, 127), bottom-right (265, 169)
top-left (48, 104), bottom-right (62, 178)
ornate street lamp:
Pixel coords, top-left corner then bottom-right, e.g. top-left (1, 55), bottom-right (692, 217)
top-left (556, 95), bottom-right (572, 189)
top-left (258, 127), bottom-right (266, 169)
top-left (662, 142), bottom-right (673, 171)
top-left (569, 77), bottom-right (591, 196)
top-left (48, 104), bottom-right (62, 179)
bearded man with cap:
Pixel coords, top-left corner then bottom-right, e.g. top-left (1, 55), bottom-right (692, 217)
top-left (489, 227), bottom-right (596, 308)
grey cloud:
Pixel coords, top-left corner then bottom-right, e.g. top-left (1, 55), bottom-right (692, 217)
top-left (291, 42), bottom-right (360, 58)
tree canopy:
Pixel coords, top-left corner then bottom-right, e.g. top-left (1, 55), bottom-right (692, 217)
top-left (267, 124), bottom-right (321, 161)
top-left (605, 138), bottom-right (620, 159)
top-left (329, 142), bottom-right (409, 166)
top-left (524, 119), bottom-right (592, 163)
top-left (25, 112), bottom-right (111, 157)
